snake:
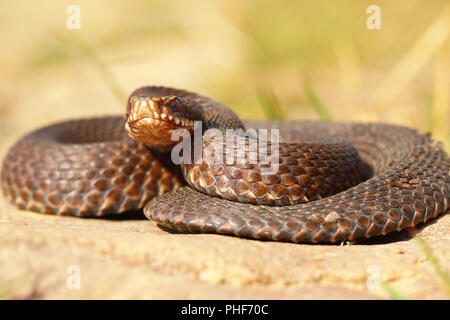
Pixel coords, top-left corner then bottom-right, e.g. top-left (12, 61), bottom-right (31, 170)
top-left (1, 86), bottom-right (449, 243)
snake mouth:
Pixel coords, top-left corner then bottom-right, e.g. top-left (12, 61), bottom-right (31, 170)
top-left (125, 96), bottom-right (195, 151)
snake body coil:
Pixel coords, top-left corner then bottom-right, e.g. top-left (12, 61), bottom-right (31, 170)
top-left (1, 87), bottom-right (449, 243)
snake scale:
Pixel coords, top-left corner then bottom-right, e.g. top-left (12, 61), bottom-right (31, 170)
top-left (1, 86), bottom-right (449, 243)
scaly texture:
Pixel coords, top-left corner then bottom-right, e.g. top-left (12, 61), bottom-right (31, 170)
top-left (148, 121), bottom-right (449, 243)
top-left (1, 117), bottom-right (184, 216)
top-left (1, 87), bottom-right (449, 243)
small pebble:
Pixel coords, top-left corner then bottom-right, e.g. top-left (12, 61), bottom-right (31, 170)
top-left (393, 248), bottom-right (404, 254)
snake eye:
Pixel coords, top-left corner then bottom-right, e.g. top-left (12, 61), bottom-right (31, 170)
top-left (167, 97), bottom-right (182, 113)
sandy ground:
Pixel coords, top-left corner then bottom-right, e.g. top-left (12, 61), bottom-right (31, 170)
top-left (0, 194), bottom-right (449, 299)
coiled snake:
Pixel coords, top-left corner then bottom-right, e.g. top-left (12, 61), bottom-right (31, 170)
top-left (1, 86), bottom-right (449, 243)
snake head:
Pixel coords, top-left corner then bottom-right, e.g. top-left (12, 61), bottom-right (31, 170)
top-left (125, 95), bottom-right (196, 152)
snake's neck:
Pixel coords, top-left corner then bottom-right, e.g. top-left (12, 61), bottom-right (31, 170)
top-left (125, 86), bottom-right (244, 152)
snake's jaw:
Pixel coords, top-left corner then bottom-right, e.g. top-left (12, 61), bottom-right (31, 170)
top-left (125, 96), bottom-right (195, 152)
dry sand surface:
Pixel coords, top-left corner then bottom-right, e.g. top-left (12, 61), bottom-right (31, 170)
top-left (0, 194), bottom-right (449, 299)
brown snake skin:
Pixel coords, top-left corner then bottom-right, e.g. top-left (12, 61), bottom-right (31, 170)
top-left (1, 87), bottom-right (449, 243)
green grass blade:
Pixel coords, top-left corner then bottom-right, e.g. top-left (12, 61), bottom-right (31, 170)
top-left (380, 281), bottom-right (408, 300)
top-left (416, 237), bottom-right (450, 296)
top-left (303, 82), bottom-right (332, 121)
top-left (0, 276), bottom-right (28, 300)
top-left (50, 30), bottom-right (127, 104)
top-left (257, 90), bottom-right (285, 120)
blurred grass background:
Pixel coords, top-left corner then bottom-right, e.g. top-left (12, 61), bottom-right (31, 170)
top-left (0, 0), bottom-right (448, 152)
